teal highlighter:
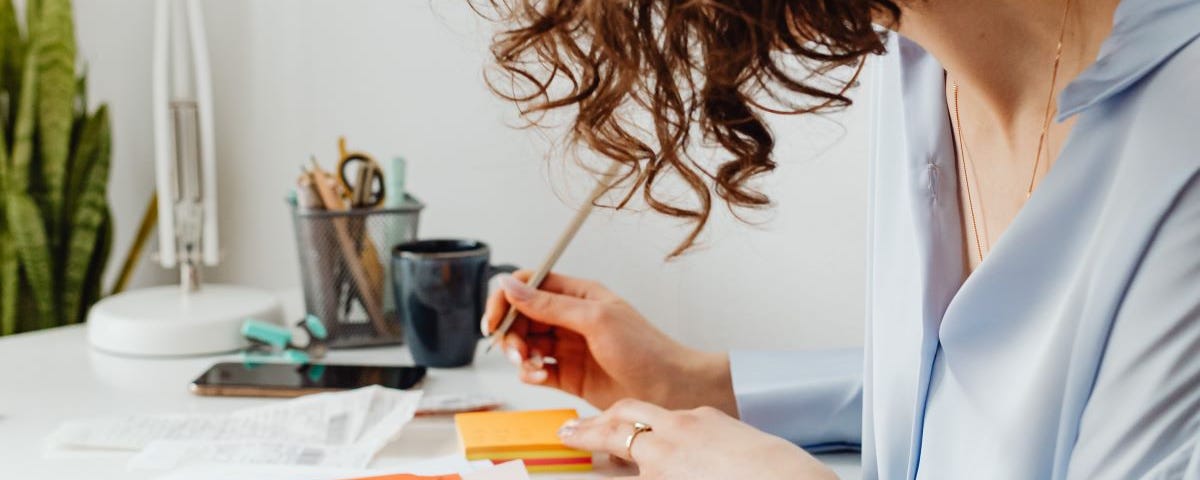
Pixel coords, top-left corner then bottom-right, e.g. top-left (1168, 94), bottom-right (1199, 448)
top-left (383, 156), bottom-right (407, 316)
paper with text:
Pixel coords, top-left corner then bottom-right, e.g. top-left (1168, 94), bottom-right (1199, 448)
top-left (149, 457), bottom-right (528, 480)
top-left (47, 386), bottom-right (422, 469)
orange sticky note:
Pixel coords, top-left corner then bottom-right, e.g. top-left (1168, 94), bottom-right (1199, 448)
top-left (455, 409), bottom-right (592, 473)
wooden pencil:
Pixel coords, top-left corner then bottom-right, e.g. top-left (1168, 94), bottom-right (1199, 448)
top-left (486, 162), bottom-right (623, 352)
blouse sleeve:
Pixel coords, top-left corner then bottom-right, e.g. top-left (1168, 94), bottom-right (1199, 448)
top-left (729, 348), bottom-right (863, 452)
top-left (1067, 173), bottom-right (1200, 479)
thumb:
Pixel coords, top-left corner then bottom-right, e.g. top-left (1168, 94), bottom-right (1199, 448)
top-left (499, 275), bottom-right (596, 333)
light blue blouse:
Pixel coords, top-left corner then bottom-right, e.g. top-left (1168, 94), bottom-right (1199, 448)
top-left (729, 1), bottom-right (1200, 478)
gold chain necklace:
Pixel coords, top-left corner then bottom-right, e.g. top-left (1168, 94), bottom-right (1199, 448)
top-left (952, 0), bottom-right (1074, 263)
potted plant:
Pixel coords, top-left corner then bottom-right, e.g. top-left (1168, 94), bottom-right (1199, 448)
top-left (0, 0), bottom-right (112, 335)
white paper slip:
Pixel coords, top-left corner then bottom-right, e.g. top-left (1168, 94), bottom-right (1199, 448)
top-left (47, 386), bottom-right (423, 469)
top-left (416, 394), bottom-right (503, 416)
top-left (232, 386), bottom-right (384, 446)
top-left (462, 460), bottom-right (531, 480)
top-left (49, 414), bottom-right (332, 451)
top-left (151, 457), bottom-right (527, 480)
top-left (130, 439), bottom-right (375, 470)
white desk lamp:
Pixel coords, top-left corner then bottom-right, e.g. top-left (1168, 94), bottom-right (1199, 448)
top-left (87, 0), bottom-right (282, 356)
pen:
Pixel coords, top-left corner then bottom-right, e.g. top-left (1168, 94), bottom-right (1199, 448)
top-left (486, 162), bottom-right (623, 352)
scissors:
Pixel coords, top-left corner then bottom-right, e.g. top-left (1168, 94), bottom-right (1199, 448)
top-left (337, 137), bottom-right (386, 208)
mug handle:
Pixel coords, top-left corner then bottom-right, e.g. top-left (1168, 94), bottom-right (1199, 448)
top-left (488, 264), bottom-right (519, 278)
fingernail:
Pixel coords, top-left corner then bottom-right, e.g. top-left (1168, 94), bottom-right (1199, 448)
top-left (557, 419), bottom-right (580, 438)
top-left (499, 275), bottom-right (534, 301)
top-left (529, 368), bottom-right (548, 383)
top-left (506, 348), bottom-right (523, 366)
top-left (480, 315), bottom-right (490, 336)
top-left (529, 351), bottom-right (545, 369)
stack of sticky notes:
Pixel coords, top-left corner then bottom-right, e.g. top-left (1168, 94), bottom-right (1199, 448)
top-left (454, 409), bottom-right (592, 473)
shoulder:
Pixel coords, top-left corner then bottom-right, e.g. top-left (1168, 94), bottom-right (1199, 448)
top-left (1075, 34), bottom-right (1200, 200)
top-left (1113, 36), bottom-right (1200, 160)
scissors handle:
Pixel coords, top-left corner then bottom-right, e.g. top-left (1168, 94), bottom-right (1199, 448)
top-left (338, 153), bottom-right (386, 208)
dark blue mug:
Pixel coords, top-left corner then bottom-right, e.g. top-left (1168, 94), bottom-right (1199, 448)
top-left (392, 239), bottom-right (516, 367)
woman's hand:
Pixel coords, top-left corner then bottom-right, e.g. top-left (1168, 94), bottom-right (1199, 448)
top-left (559, 399), bottom-right (837, 479)
top-left (482, 270), bottom-right (735, 413)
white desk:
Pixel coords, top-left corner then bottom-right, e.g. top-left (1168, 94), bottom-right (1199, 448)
top-left (0, 325), bottom-right (861, 479)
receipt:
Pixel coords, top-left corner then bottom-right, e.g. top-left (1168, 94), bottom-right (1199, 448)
top-left (150, 458), bottom-right (527, 480)
top-left (48, 386), bottom-right (423, 469)
top-left (232, 386), bottom-right (382, 445)
top-left (49, 414), bottom-right (333, 450)
top-left (129, 440), bottom-right (374, 470)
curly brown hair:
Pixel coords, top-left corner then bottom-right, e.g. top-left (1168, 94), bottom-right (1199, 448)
top-left (478, 0), bottom-right (898, 256)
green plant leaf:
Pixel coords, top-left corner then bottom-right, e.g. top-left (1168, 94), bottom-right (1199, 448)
top-left (15, 271), bottom-right (34, 332)
top-left (0, 69), bottom-right (12, 335)
top-left (0, 72), bottom-right (8, 194)
top-left (0, 230), bottom-right (16, 336)
top-left (0, 1), bottom-right (21, 58)
top-left (62, 105), bottom-right (108, 325)
top-left (7, 192), bottom-right (55, 328)
top-left (0, 0), bottom-right (25, 152)
top-left (33, 0), bottom-right (75, 245)
top-left (9, 48), bottom-right (35, 191)
top-left (78, 204), bottom-right (110, 323)
top-left (24, 0), bottom-right (42, 38)
top-left (65, 103), bottom-right (101, 237)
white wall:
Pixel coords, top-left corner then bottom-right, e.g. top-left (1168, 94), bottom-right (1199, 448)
top-left (74, 0), bottom-right (869, 352)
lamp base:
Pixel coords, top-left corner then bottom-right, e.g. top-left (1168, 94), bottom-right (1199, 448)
top-left (87, 284), bottom-right (283, 356)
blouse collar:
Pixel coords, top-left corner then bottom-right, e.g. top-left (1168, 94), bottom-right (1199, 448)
top-left (1057, 0), bottom-right (1200, 120)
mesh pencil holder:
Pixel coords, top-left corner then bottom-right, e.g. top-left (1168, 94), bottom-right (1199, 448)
top-left (289, 195), bottom-right (423, 348)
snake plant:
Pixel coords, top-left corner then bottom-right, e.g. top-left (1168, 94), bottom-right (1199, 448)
top-left (0, 0), bottom-right (112, 335)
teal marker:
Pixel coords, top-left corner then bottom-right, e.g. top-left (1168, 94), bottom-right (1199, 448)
top-left (241, 319), bottom-right (291, 349)
top-left (383, 156), bottom-right (408, 317)
top-left (306, 363), bottom-right (327, 382)
top-left (284, 349), bottom-right (311, 365)
top-left (304, 314), bottom-right (328, 340)
top-left (386, 156), bottom-right (407, 208)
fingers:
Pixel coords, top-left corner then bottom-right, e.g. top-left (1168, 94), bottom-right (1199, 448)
top-left (519, 360), bottom-right (557, 386)
top-left (481, 283), bottom-right (509, 336)
top-left (504, 331), bottom-right (559, 387)
top-left (499, 324), bottom-right (557, 363)
top-left (498, 275), bottom-right (602, 333)
top-left (558, 415), bottom-right (637, 459)
top-left (482, 269), bottom-right (603, 335)
top-left (607, 454), bottom-right (630, 466)
top-left (481, 270), bottom-right (536, 336)
top-left (525, 335), bottom-right (557, 362)
top-left (502, 333), bottom-right (528, 365)
top-left (558, 399), bottom-right (672, 461)
top-left (602, 398), bottom-right (672, 428)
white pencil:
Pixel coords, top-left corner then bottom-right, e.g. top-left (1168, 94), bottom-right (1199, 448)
top-left (486, 162), bottom-right (623, 353)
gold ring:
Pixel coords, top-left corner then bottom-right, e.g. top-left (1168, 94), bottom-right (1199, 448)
top-left (624, 421), bottom-right (653, 460)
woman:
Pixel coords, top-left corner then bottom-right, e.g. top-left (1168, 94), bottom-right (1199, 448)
top-left (479, 0), bottom-right (1200, 478)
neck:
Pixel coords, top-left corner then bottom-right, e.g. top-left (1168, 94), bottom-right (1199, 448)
top-left (896, 0), bottom-right (1120, 124)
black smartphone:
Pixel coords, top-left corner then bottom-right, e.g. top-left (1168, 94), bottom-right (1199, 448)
top-left (190, 362), bottom-right (426, 398)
